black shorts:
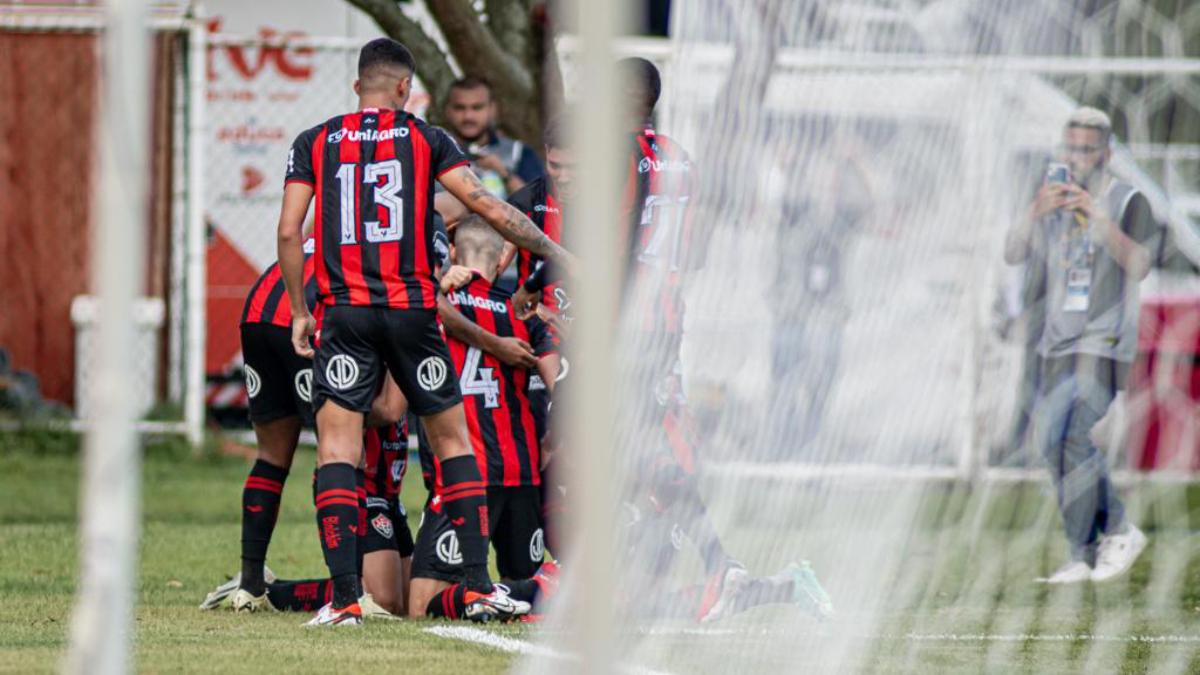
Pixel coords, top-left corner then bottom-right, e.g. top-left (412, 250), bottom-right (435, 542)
top-left (361, 496), bottom-right (415, 558)
top-left (411, 485), bottom-right (544, 583)
top-left (240, 323), bottom-right (314, 427)
top-left (313, 305), bottom-right (461, 417)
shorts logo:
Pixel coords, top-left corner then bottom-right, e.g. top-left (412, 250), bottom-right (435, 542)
top-left (294, 368), bottom-right (312, 402)
top-left (530, 528), bottom-right (545, 562)
top-left (325, 354), bottom-right (359, 390)
top-left (417, 356), bottom-right (448, 392)
top-left (244, 365), bottom-right (261, 399)
top-left (371, 513), bottom-right (394, 540)
top-left (436, 530), bottom-right (462, 565)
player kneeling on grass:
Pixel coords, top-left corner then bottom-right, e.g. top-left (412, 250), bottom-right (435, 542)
top-left (202, 394), bottom-right (413, 616)
top-left (408, 217), bottom-right (560, 622)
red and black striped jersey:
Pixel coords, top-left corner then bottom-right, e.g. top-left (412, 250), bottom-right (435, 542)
top-left (445, 273), bottom-right (557, 488)
top-left (621, 127), bottom-right (697, 337)
top-left (507, 176), bottom-right (567, 314)
top-left (363, 418), bottom-right (408, 503)
top-left (240, 251), bottom-right (319, 328)
top-left (284, 108), bottom-right (467, 310)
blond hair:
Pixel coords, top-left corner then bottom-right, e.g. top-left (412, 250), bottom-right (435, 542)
top-left (1066, 106), bottom-right (1113, 145)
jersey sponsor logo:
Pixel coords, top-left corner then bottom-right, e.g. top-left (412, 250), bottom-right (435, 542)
top-left (436, 530), bottom-right (462, 565)
top-left (529, 374), bottom-right (546, 391)
top-left (325, 354), bottom-right (360, 390)
top-left (294, 368), bottom-right (313, 402)
top-left (366, 496), bottom-right (390, 510)
top-left (450, 291), bottom-right (509, 315)
top-left (326, 127), bottom-right (410, 144)
top-left (637, 156), bottom-right (690, 174)
top-left (530, 528), bottom-right (545, 562)
top-left (534, 204), bottom-right (560, 214)
top-left (417, 356), bottom-right (448, 392)
top-left (371, 512), bottom-right (394, 540)
top-left (244, 365), bottom-right (262, 398)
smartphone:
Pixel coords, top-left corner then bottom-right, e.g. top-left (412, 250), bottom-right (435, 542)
top-left (1046, 162), bottom-right (1071, 185)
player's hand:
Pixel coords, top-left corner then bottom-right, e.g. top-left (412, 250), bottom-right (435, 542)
top-left (513, 285), bottom-right (541, 320)
top-left (537, 305), bottom-right (571, 342)
top-left (439, 265), bottom-right (474, 293)
top-left (1032, 183), bottom-right (1069, 220)
top-left (291, 311), bottom-right (317, 359)
top-left (494, 336), bottom-right (537, 368)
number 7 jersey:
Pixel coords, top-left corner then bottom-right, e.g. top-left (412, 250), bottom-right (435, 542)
top-left (284, 107), bottom-right (468, 310)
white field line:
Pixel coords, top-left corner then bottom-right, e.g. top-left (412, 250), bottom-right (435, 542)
top-left (423, 626), bottom-right (678, 675)
top-left (633, 625), bottom-right (1200, 645)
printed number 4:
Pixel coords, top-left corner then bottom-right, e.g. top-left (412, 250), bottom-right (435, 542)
top-left (460, 347), bottom-right (500, 409)
top-left (336, 159), bottom-right (404, 244)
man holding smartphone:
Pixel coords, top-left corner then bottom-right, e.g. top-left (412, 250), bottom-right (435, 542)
top-left (1004, 107), bottom-right (1164, 584)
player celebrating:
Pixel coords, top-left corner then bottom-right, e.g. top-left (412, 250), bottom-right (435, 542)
top-left (225, 240), bottom-right (320, 612)
top-left (409, 217), bottom-right (559, 620)
top-left (277, 38), bottom-right (572, 626)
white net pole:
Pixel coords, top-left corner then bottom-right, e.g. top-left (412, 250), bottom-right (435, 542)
top-left (63, 0), bottom-right (149, 672)
top-left (183, 10), bottom-right (207, 449)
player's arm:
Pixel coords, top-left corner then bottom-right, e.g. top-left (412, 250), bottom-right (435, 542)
top-left (439, 166), bottom-right (579, 278)
top-left (536, 353), bottom-right (560, 396)
top-left (437, 295), bottom-right (537, 368)
top-left (278, 182), bottom-right (316, 357)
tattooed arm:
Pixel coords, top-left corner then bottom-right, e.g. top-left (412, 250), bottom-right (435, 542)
top-left (439, 166), bottom-right (579, 277)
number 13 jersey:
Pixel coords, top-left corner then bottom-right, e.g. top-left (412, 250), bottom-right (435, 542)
top-left (285, 108), bottom-right (468, 310)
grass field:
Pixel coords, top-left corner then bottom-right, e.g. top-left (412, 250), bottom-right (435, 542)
top-left (3, 434), bottom-right (1200, 673)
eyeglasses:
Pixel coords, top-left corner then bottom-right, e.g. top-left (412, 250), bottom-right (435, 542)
top-left (1061, 144), bottom-right (1104, 155)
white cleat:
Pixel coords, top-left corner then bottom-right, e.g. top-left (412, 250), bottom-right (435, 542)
top-left (463, 584), bottom-right (531, 623)
top-left (359, 593), bottom-right (400, 620)
top-left (198, 565), bottom-right (277, 610)
top-left (231, 588), bottom-right (272, 612)
top-left (304, 601), bottom-right (363, 627)
top-left (1091, 525), bottom-right (1148, 582)
top-left (1035, 560), bottom-right (1093, 584)
top-left (698, 562), bottom-right (749, 623)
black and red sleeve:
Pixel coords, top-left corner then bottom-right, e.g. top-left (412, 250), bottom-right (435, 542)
top-left (284, 125), bottom-right (321, 188)
top-left (424, 123), bottom-right (471, 178)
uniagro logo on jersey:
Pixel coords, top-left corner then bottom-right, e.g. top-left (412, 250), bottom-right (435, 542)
top-left (294, 368), bottom-right (313, 402)
top-left (417, 356), bottom-right (448, 392)
top-left (436, 530), bottom-right (462, 565)
top-left (244, 365), bottom-right (261, 398)
top-left (326, 127), bottom-right (409, 144)
top-left (325, 355), bottom-right (359, 390)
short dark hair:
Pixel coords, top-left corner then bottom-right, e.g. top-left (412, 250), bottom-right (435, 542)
top-left (618, 57), bottom-right (661, 113)
top-left (543, 114), bottom-right (568, 150)
top-left (448, 76), bottom-right (493, 99)
top-left (358, 38), bottom-right (416, 81)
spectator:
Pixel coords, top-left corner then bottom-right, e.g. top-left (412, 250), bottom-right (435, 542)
top-left (1004, 107), bottom-right (1162, 584)
top-left (442, 76), bottom-right (544, 200)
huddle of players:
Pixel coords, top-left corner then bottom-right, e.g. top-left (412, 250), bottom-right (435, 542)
top-left (203, 36), bottom-right (832, 626)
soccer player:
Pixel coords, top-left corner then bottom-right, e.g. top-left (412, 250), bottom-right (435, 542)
top-left (408, 216), bottom-right (559, 620)
top-left (201, 418), bottom-right (414, 616)
top-left (277, 38), bottom-right (573, 626)
top-left (227, 239), bottom-right (320, 612)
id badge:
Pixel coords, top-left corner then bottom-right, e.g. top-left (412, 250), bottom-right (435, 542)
top-left (1063, 267), bottom-right (1091, 312)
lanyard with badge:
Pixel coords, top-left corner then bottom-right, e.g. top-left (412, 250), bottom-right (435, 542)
top-left (1047, 162), bottom-right (1093, 313)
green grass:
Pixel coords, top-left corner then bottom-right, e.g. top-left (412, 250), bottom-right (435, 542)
top-left (0, 443), bottom-right (521, 675)
top-left (4, 438), bottom-right (1200, 673)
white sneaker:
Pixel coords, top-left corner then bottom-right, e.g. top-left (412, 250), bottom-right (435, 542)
top-left (198, 566), bottom-right (276, 610)
top-left (1091, 525), bottom-right (1148, 582)
top-left (304, 601), bottom-right (363, 627)
top-left (1035, 561), bottom-right (1092, 584)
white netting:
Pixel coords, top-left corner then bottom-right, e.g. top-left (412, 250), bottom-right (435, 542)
top-left (521, 1), bottom-right (1200, 673)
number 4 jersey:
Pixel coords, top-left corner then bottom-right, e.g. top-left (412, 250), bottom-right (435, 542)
top-left (445, 272), bottom-right (558, 488)
top-left (285, 107), bottom-right (468, 310)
